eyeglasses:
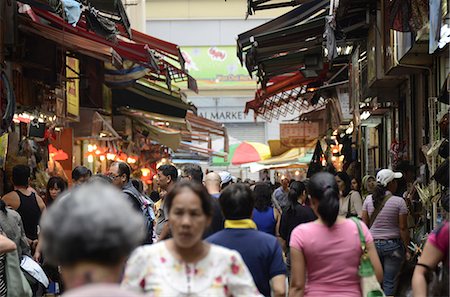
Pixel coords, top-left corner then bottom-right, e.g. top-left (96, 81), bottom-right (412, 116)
top-left (107, 173), bottom-right (121, 179)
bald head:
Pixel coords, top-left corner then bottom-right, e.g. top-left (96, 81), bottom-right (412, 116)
top-left (204, 172), bottom-right (221, 195)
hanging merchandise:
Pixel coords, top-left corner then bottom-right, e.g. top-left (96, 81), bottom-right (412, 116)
top-left (432, 159), bottom-right (449, 188)
top-left (307, 140), bottom-right (325, 178)
top-left (409, 0), bottom-right (429, 33)
top-left (85, 7), bottom-right (119, 40)
top-left (324, 15), bottom-right (338, 62)
top-left (429, 0), bottom-right (442, 54)
top-left (29, 120), bottom-right (46, 138)
top-left (61, 0), bottom-right (82, 26)
top-left (387, 0), bottom-right (412, 32)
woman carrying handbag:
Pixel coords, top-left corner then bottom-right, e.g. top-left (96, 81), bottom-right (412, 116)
top-left (289, 172), bottom-right (382, 297)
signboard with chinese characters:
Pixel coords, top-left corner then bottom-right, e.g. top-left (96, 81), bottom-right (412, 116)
top-left (66, 57), bottom-right (79, 118)
top-left (280, 122), bottom-right (320, 148)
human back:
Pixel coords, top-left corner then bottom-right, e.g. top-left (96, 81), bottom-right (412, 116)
top-left (290, 219), bottom-right (371, 296)
top-left (289, 172), bottom-right (382, 297)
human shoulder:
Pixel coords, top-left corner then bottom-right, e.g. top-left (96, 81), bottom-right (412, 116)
top-left (2, 191), bottom-right (20, 209)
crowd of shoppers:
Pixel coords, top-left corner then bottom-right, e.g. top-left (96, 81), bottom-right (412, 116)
top-left (0, 161), bottom-right (443, 297)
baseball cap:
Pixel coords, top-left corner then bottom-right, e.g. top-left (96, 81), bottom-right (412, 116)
top-left (219, 171), bottom-right (232, 185)
top-left (376, 169), bottom-right (403, 187)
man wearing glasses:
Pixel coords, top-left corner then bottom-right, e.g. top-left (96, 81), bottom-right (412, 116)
top-left (108, 161), bottom-right (142, 211)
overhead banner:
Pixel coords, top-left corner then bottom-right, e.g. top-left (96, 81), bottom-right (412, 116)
top-left (66, 56), bottom-right (79, 118)
top-left (280, 122), bottom-right (320, 148)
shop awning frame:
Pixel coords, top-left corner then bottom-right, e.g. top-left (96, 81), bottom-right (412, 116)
top-left (237, 0), bottom-right (329, 62)
top-left (18, 18), bottom-right (123, 67)
top-left (28, 7), bottom-right (197, 91)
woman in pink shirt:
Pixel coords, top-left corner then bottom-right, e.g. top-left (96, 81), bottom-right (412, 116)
top-left (289, 172), bottom-right (382, 297)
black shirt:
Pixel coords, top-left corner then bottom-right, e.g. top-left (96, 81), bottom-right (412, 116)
top-left (280, 203), bottom-right (317, 245)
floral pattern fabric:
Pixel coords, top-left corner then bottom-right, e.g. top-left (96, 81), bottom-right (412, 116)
top-left (121, 242), bottom-right (262, 297)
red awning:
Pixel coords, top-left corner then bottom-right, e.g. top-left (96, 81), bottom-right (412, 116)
top-left (19, 17), bottom-right (122, 66)
top-left (245, 67), bottom-right (329, 120)
top-left (28, 7), bottom-right (197, 91)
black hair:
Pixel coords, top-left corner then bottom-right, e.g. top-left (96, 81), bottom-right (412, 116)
top-left (113, 161), bottom-right (131, 182)
top-left (351, 176), bottom-right (361, 191)
top-left (12, 165), bottom-right (30, 187)
top-left (181, 164), bottom-right (203, 183)
top-left (253, 182), bottom-right (272, 211)
top-left (0, 200), bottom-right (7, 214)
top-left (336, 172), bottom-right (351, 197)
top-left (131, 178), bottom-right (144, 193)
top-left (72, 166), bottom-right (92, 181)
top-left (309, 172), bottom-right (340, 227)
top-left (165, 181), bottom-right (213, 217)
top-left (372, 183), bottom-right (387, 209)
top-left (287, 181), bottom-right (306, 215)
top-left (158, 165), bottom-right (178, 182)
top-left (46, 176), bottom-right (68, 205)
top-left (220, 183), bottom-right (254, 220)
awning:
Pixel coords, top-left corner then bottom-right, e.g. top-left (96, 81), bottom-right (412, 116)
top-left (112, 81), bottom-right (190, 118)
top-left (28, 7), bottom-right (197, 92)
top-left (246, 0), bottom-right (307, 16)
top-left (19, 17), bottom-right (122, 66)
top-left (259, 148), bottom-right (314, 165)
top-left (245, 66), bottom-right (329, 120)
top-left (237, 0), bottom-right (329, 62)
top-left (118, 107), bottom-right (190, 131)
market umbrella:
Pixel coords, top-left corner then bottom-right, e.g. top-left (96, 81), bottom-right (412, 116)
top-left (212, 142), bottom-right (271, 166)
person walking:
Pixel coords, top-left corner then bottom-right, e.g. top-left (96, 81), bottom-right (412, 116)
top-left (71, 166), bottom-right (92, 186)
top-left (336, 172), bottom-right (363, 218)
top-left (121, 182), bottom-right (262, 296)
top-left (108, 161), bottom-right (155, 244)
top-left (39, 183), bottom-right (144, 292)
top-left (180, 164), bottom-right (224, 237)
top-left (207, 183), bottom-right (286, 297)
top-left (361, 175), bottom-right (376, 200)
top-left (279, 181), bottom-right (316, 274)
top-left (0, 200), bottom-right (30, 260)
top-left (253, 183), bottom-right (281, 236)
top-left (361, 169), bottom-right (410, 296)
top-left (412, 220), bottom-right (448, 296)
top-left (204, 172), bottom-right (222, 199)
top-left (289, 172), bottom-right (382, 297)
top-left (0, 233), bottom-right (20, 297)
top-left (155, 165), bottom-right (178, 241)
top-left (45, 176), bottom-right (68, 206)
top-left (2, 165), bottom-right (46, 250)
top-left (273, 177), bottom-right (289, 210)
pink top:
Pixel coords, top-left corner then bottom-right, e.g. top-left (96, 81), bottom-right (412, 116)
top-left (428, 221), bottom-right (449, 266)
top-left (290, 219), bottom-right (373, 297)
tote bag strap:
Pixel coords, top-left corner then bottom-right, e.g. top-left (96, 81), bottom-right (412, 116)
top-left (350, 217), bottom-right (366, 253)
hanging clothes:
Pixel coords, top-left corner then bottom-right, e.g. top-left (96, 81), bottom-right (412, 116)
top-left (61, 0), bottom-right (81, 26)
top-left (429, 0), bottom-right (442, 54)
top-left (387, 0), bottom-right (412, 32)
top-left (324, 15), bottom-right (338, 62)
top-left (410, 0), bottom-right (429, 33)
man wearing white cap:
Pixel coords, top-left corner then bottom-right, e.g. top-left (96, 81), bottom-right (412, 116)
top-left (219, 171), bottom-right (233, 190)
top-left (361, 169), bottom-right (410, 296)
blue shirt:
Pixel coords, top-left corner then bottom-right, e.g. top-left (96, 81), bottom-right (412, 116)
top-left (207, 228), bottom-right (286, 296)
top-left (253, 207), bottom-right (276, 235)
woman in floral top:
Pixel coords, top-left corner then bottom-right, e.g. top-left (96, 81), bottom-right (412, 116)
top-left (122, 181), bottom-right (261, 297)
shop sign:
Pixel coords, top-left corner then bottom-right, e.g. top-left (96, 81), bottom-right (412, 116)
top-left (66, 57), bottom-right (79, 118)
top-left (280, 122), bottom-right (320, 147)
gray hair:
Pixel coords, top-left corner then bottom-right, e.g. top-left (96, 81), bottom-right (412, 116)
top-left (40, 182), bottom-right (145, 266)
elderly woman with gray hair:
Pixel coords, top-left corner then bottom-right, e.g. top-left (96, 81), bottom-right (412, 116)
top-left (39, 182), bottom-right (145, 295)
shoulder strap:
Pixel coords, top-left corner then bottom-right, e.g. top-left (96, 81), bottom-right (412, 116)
top-left (350, 217), bottom-right (366, 252)
top-left (347, 192), bottom-right (352, 214)
top-left (369, 194), bottom-right (392, 228)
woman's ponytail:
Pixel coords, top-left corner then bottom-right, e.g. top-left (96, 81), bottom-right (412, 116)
top-left (372, 183), bottom-right (387, 209)
top-left (309, 172), bottom-right (340, 227)
top-left (317, 187), bottom-right (340, 227)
